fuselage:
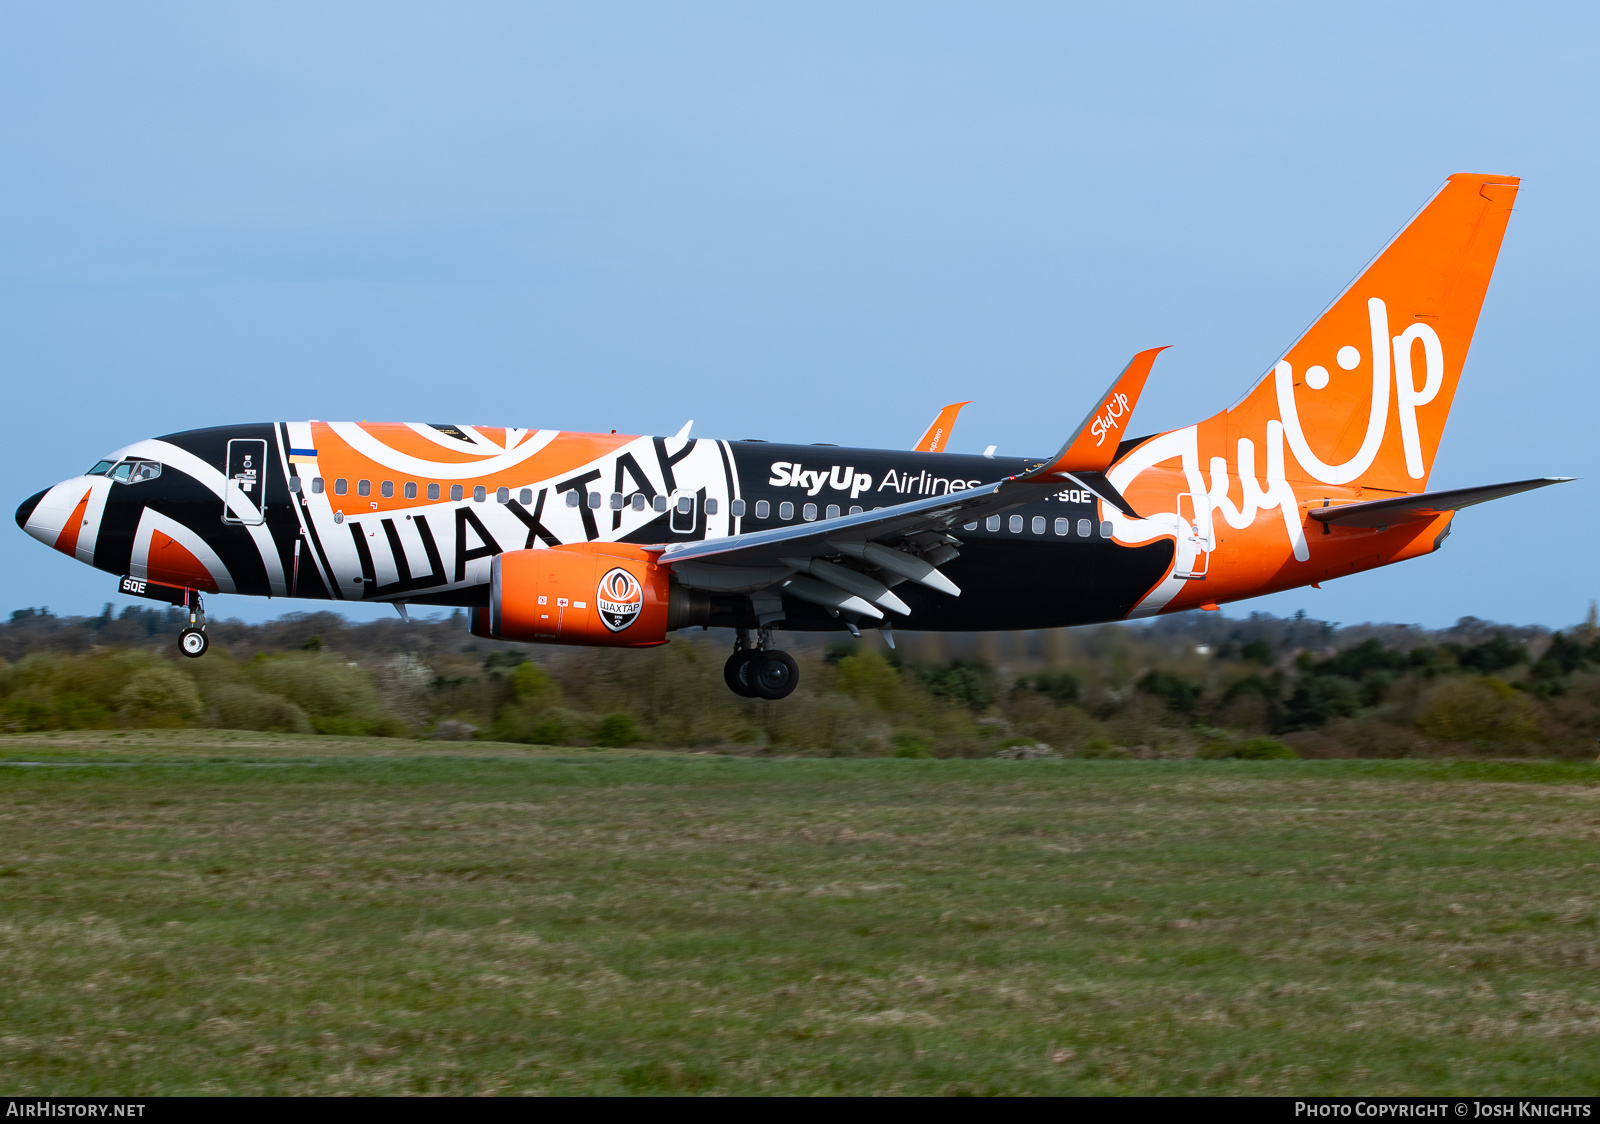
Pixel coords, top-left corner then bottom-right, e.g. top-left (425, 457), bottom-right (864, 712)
top-left (16, 419), bottom-right (1449, 632)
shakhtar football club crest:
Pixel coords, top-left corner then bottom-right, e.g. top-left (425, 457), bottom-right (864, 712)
top-left (597, 567), bottom-right (644, 632)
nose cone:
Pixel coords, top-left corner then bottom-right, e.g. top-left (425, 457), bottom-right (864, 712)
top-left (16, 490), bottom-right (47, 531)
top-left (17, 478), bottom-right (107, 562)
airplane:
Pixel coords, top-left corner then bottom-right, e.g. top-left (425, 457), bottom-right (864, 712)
top-left (16, 173), bottom-right (1569, 700)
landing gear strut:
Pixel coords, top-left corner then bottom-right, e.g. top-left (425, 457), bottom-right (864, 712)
top-left (178, 592), bottom-right (209, 659)
top-left (724, 628), bottom-right (799, 700)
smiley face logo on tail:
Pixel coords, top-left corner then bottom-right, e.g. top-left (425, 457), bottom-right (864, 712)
top-left (597, 567), bottom-right (644, 632)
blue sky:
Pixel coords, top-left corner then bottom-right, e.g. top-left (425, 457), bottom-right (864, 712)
top-left (4, 2), bottom-right (1597, 629)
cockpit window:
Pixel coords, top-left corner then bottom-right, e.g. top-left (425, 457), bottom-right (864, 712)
top-left (106, 459), bottom-right (162, 484)
top-left (87, 460), bottom-right (116, 477)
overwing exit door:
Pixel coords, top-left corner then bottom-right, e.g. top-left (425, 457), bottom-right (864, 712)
top-left (223, 439), bottom-right (268, 526)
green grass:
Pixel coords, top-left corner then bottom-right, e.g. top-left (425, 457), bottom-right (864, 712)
top-left (0, 734), bottom-right (1597, 1095)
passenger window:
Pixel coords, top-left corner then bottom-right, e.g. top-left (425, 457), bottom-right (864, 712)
top-left (653, 495), bottom-right (668, 513)
top-left (520, 489), bottom-right (533, 504)
top-left (334, 479), bottom-right (348, 495)
top-left (985, 515), bottom-right (1000, 532)
top-left (428, 483), bottom-right (440, 500)
top-left (610, 493), bottom-right (623, 510)
top-left (730, 499), bottom-right (746, 517)
top-left (473, 486), bottom-right (486, 502)
top-left (289, 477), bottom-right (302, 494)
top-left (404, 482), bottom-right (417, 499)
top-left (111, 462), bottom-right (133, 483)
top-left (565, 490), bottom-right (579, 507)
top-left (1032, 516), bottom-right (1045, 534)
top-left (755, 500), bottom-right (770, 518)
top-left (803, 503), bottom-right (818, 521)
top-left (1077, 518), bottom-right (1091, 537)
top-left (496, 487), bottom-right (510, 503)
top-left (631, 494), bottom-right (645, 511)
top-left (589, 492), bottom-right (602, 509)
top-left (1100, 520), bottom-right (1115, 538)
top-left (381, 481), bottom-right (394, 498)
top-left (779, 501), bottom-right (794, 520)
top-left (312, 477), bottom-right (325, 494)
top-left (1009, 515), bottom-right (1023, 533)
top-left (963, 522), bottom-right (977, 531)
top-left (825, 504), bottom-right (839, 519)
top-left (849, 505), bottom-right (862, 515)
top-left (450, 484), bottom-right (463, 501)
top-left (676, 495), bottom-right (693, 514)
top-left (357, 480), bottom-right (371, 497)
top-left (705, 498), bottom-right (718, 516)
top-left (1054, 517), bottom-right (1068, 536)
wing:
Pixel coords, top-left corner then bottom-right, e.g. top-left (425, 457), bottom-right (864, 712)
top-left (913, 402), bottom-right (971, 453)
top-left (662, 350), bottom-right (1171, 626)
top-left (1308, 477), bottom-right (1572, 528)
top-left (661, 474), bottom-right (1077, 624)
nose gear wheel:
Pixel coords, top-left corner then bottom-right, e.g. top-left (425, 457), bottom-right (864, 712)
top-left (178, 592), bottom-right (209, 659)
top-left (179, 628), bottom-right (209, 658)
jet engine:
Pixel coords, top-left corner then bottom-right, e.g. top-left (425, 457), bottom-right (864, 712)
top-left (471, 542), bottom-right (706, 647)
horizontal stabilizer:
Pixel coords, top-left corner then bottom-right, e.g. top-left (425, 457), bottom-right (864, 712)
top-left (1033, 347), bottom-right (1167, 477)
top-left (914, 402), bottom-right (971, 453)
top-left (1308, 477), bottom-right (1572, 528)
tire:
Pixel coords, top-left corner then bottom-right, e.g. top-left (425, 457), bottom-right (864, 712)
top-left (750, 650), bottom-right (799, 700)
top-left (723, 650), bottom-right (759, 698)
top-left (179, 628), bottom-right (209, 659)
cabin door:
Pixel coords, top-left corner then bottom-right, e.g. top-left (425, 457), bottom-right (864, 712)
top-left (223, 439), bottom-right (268, 526)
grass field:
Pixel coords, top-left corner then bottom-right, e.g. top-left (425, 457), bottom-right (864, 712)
top-left (0, 734), bottom-right (1597, 1096)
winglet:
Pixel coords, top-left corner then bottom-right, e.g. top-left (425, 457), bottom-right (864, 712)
top-left (914, 402), bottom-right (971, 453)
top-left (1032, 347), bottom-right (1167, 476)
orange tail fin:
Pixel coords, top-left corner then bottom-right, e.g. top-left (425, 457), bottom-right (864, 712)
top-left (1222, 173), bottom-right (1519, 493)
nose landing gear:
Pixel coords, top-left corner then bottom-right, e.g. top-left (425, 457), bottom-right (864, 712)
top-left (117, 576), bottom-right (210, 659)
top-left (724, 628), bottom-right (799, 700)
top-left (178, 593), bottom-right (208, 659)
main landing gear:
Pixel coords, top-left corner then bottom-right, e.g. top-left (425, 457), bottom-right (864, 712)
top-left (724, 628), bottom-right (798, 700)
top-left (178, 593), bottom-right (209, 659)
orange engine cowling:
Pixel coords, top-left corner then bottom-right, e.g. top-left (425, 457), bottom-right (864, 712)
top-left (473, 542), bottom-right (685, 647)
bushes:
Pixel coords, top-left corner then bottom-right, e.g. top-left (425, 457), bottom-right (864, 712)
top-left (917, 660), bottom-right (992, 712)
top-left (1198, 736), bottom-right (1297, 760)
top-left (1015, 671), bottom-right (1079, 704)
top-left (891, 730), bottom-right (932, 758)
top-left (593, 712), bottom-right (639, 747)
top-left (1137, 670), bottom-right (1200, 715)
top-left (0, 609), bottom-right (1592, 759)
top-left (1414, 677), bottom-right (1540, 745)
top-left (0, 648), bottom-right (391, 736)
top-left (1282, 676), bottom-right (1361, 730)
top-left (204, 684), bottom-right (312, 734)
top-left (116, 667), bottom-right (202, 726)
top-left (833, 652), bottom-right (903, 710)
top-left (245, 652), bottom-right (383, 730)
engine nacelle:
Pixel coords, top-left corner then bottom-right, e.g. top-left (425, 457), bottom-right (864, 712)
top-left (471, 542), bottom-right (704, 647)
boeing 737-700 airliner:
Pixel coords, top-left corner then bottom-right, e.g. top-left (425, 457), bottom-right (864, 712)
top-left (16, 173), bottom-right (1567, 699)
